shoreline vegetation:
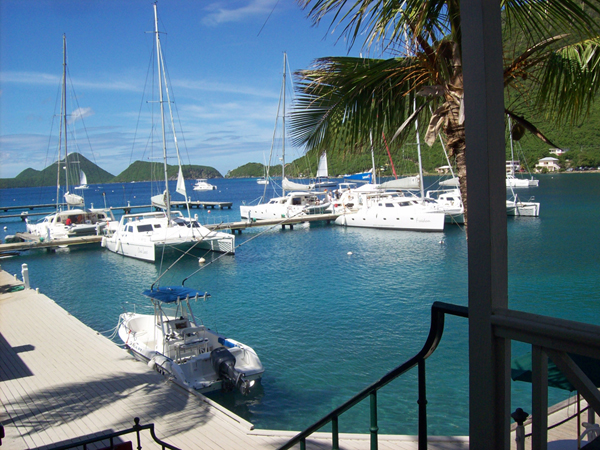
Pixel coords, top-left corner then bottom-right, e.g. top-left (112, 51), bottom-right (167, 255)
top-left (2, 149), bottom-right (599, 190)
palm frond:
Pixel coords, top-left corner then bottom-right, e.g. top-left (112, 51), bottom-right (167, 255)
top-left (535, 38), bottom-right (600, 123)
top-left (289, 56), bottom-right (438, 153)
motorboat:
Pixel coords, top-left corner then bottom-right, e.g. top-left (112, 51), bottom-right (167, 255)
top-left (240, 191), bottom-right (331, 221)
top-left (118, 285), bottom-right (264, 395)
top-left (193, 179), bottom-right (216, 191)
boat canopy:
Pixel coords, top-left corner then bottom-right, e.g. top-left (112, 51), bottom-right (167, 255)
top-left (142, 286), bottom-right (208, 303)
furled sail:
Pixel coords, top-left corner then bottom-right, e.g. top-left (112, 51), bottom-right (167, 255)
top-left (64, 192), bottom-right (84, 206)
top-left (379, 176), bottom-right (420, 190)
top-left (282, 177), bottom-right (314, 192)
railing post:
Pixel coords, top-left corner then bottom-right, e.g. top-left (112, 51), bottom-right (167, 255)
top-left (418, 359), bottom-right (427, 450)
top-left (332, 416), bottom-right (339, 450)
top-left (511, 408), bottom-right (529, 450)
top-left (370, 391), bottom-right (378, 450)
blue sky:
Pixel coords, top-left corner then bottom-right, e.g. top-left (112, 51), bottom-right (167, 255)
top-left (0, 0), bottom-right (364, 179)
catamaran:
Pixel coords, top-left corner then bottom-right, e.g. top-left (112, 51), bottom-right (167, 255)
top-left (26, 35), bottom-right (113, 241)
top-left (240, 53), bottom-right (330, 221)
top-left (101, 5), bottom-right (234, 261)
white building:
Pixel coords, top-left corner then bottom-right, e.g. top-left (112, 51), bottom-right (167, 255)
top-left (535, 156), bottom-right (560, 172)
top-left (549, 148), bottom-right (567, 156)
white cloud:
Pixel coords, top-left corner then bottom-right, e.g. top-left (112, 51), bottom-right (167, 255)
top-left (202, 0), bottom-right (279, 26)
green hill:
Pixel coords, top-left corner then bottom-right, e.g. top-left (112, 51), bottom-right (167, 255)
top-left (111, 161), bottom-right (221, 183)
top-left (0, 153), bottom-right (114, 189)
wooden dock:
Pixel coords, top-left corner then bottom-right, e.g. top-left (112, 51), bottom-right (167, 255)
top-left (0, 201), bottom-right (233, 221)
top-left (0, 233), bottom-right (102, 253)
top-left (206, 213), bottom-right (341, 234)
top-left (0, 269), bottom-right (474, 449)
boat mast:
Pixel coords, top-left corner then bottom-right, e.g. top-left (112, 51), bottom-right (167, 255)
top-left (154, 3), bottom-right (171, 220)
top-left (414, 99), bottom-right (425, 200)
top-left (508, 115), bottom-right (516, 177)
top-left (282, 52), bottom-right (287, 196)
top-left (62, 34), bottom-right (69, 209)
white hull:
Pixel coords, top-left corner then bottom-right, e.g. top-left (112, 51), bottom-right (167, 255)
top-left (193, 179), bottom-right (216, 191)
top-left (335, 206), bottom-right (445, 231)
top-left (506, 200), bottom-right (540, 217)
top-left (26, 208), bottom-right (113, 241)
top-left (240, 192), bottom-right (331, 221)
top-left (102, 211), bottom-right (235, 262)
top-left (506, 175), bottom-right (539, 188)
top-left (118, 291), bottom-right (263, 394)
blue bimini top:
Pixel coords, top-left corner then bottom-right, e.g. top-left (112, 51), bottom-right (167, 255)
top-left (142, 286), bottom-right (208, 303)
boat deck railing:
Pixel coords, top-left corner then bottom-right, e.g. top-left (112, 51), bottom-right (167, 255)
top-left (277, 301), bottom-right (469, 450)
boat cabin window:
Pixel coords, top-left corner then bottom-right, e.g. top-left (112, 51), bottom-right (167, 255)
top-left (137, 224), bottom-right (153, 232)
top-left (292, 198), bottom-right (302, 205)
top-left (385, 203), bottom-right (394, 207)
top-left (153, 224), bottom-right (162, 229)
top-left (127, 225), bottom-right (134, 233)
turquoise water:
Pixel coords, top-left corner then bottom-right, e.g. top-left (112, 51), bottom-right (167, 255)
top-left (1, 174), bottom-right (599, 436)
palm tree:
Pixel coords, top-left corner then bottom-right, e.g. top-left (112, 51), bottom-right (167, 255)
top-left (289, 0), bottom-right (600, 226)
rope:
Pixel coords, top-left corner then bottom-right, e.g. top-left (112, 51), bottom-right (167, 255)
top-left (181, 208), bottom-right (309, 285)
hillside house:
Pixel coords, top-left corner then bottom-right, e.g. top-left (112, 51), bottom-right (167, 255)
top-left (535, 156), bottom-right (560, 172)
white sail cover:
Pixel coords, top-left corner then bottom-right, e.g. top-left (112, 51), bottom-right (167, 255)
top-left (439, 176), bottom-right (459, 187)
top-left (316, 153), bottom-right (328, 178)
top-left (64, 192), bottom-right (84, 206)
top-left (379, 176), bottom-right (420, 190)
top-left (282, 177), bottom-right (314, 192)
top-left (176, 167), bottom-right (187, 197)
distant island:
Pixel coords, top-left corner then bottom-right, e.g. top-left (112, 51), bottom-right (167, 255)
top-left (0, 153), bottom-right (222, 189)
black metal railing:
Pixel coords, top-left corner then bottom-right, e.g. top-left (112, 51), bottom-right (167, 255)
top-left (42, 417), bottom-right (180, 450)
top-left (277, 301), bottom-right (469, 450)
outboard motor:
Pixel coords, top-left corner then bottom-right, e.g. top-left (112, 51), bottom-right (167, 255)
top-left (210, 347), bottom-right (253, 395)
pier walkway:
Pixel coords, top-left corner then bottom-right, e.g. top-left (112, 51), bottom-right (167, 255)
top-left (0, 268), bottom-right (591, 449)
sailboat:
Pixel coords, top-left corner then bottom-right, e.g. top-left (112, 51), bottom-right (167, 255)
top-left (312, 153), bottom-right (338, 188)
top-left (101, 5), bottom-right (235, 261)
top-left (74, 170), bottom-right (89, 190)
top-left (240, 53), bottom-right (331, 221)
top-left (333, 129), bottom-right (446, 232)
top-left (26, 35), bottom-right (113, 241)
top-left (506, 116), bottom-right (540, 188)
